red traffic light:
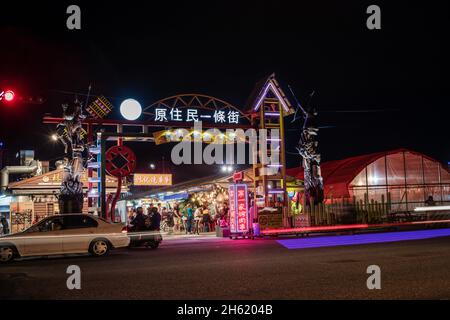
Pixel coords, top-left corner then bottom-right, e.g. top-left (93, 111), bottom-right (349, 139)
top-left (4, 90), bottom-right (15, 101)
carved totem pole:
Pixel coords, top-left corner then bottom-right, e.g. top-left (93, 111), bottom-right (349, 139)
top-left (56, 99), bottom-right (87, 213)
top-left (297, 105), bottom-right (324, 206)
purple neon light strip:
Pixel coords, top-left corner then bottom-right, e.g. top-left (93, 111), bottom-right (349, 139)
top-left (276, 228), bottom-right (450, 249)
top-left (254, 82), bottom-right (290, 112)
top-left (265, 112), bottom-right (280, 116)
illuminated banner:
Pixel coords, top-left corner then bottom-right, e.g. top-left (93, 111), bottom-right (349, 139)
top-left (151, 107), bottom-right (241, 124)
top-left (133, 174), bottom-right (172, 186)
top-left (152, 128), bottom-right (246, 145)
top-left (228, 183), bottom-right (250, 234)
top-left (236, 184), bottom-right (249, 233)
top-left (228, 185), bottom-right (237, 233)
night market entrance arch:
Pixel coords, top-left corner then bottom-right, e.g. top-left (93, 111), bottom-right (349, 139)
top-left (43, 75), bottom-right (294, 228)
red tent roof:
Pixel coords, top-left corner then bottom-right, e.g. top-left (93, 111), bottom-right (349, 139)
top-left (286, 148), bottom-right (444, 198)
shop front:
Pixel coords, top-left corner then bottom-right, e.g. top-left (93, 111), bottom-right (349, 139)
top-left (124, 169), bottom-right (303, 236)
top-left (123, 174), bottom-right (231, 233)
top-left (5, 168), bottom-right (126, 233)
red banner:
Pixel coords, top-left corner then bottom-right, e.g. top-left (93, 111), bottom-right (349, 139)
top-left (236, 184), bottom-right (249, 233)
top-left (228, 185), bottom-right (237, 233)
top-left (228, 184), bottom-right (249, 234)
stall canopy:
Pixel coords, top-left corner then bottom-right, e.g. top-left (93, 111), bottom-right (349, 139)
top-left (286, 148), bottom-right (450, 200)
top-left (128, 167), bottom-right (303, 201)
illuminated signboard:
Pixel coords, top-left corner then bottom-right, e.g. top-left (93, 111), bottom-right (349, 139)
top-left (228, 183), bottom-right (250, 234)
top-left (152, 107), bottom-right (241, 124)
top-left (233, 171), bottom-right (243, 183)
top-left (133, 174), bottom-right (172, 186)
top-left (236, 184), bottom-right (249, 233)
top-left (228, 185), bottom-right (237, 233)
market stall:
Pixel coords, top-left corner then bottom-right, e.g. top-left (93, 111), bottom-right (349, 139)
top-left (125, 168), bottom-right (303, 236)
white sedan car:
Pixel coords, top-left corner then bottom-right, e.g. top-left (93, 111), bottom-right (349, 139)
top-left (0, 214), bottom-right (129, 263)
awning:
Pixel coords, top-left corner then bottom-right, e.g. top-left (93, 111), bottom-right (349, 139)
top-left (160, 192), bottom-right (189, 201)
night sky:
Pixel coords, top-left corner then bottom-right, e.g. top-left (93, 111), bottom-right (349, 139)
top-left (1, 1), bottom-right (449, 183)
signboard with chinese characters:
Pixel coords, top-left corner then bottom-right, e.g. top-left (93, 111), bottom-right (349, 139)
top-left (152, 107), bottom-right (241, 125)
top-left (228, 185), bottom-right (237, 233)
top-left (236, 184), bottom-right (249, 233)
top-left (228, 183), bottom-right (250, 234)
top-left (133, 173), bottom-right (172, 186)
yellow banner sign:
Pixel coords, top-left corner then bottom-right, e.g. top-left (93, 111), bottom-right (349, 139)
top-left (133, 174), bottom-right (172, 186)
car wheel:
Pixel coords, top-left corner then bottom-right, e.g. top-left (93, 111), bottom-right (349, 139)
top-left (0, 246), bottom-right (15, 263)
top-left (89, 239), bottom-right (110, 257)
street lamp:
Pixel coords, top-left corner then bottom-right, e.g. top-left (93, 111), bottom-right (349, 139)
top-left (221, 165), bottom-right (234, 173)
top-left (149, 163), bottom-right (156, 170)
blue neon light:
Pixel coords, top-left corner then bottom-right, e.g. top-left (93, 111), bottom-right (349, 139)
top-left (277, 228), bottom-right (450, 249)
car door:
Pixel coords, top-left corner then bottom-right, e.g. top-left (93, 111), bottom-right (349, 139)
top-left (60, 215), bottom-right (99, 253)
top-left (23, 217), bottom-right (64, 256)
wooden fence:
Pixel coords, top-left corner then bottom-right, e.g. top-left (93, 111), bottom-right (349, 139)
top-left (301, 193), bottom-right (394, 226)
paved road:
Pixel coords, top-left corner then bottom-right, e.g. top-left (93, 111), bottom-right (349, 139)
top-left (1, 233), bottom-right (450, 299)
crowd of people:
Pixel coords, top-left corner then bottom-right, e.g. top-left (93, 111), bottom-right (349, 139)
top-left (128, 201), bottom-right (229, 235)
top-left (179, 202), bottom-right (229, 235)
top-left (128, 205), bottom-right (161, 232)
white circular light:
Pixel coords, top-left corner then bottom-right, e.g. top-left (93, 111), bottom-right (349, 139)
top-left (120, 98), bottom-right (142, 120)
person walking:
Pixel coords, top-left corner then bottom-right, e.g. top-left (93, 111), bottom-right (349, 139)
top-left (130, 207), bottom-right (146, 232)
top-left (186, 204), bottom-right (194, 234)
top-left (202, 208), bottom-right (211, 232)
top-left (128, 208), bottom-right (136, 225)
top-left (194, 206), bottom-right (203, 235)
top-left (173, 203), bottom-right (182, 232)
top-left (157, 203), bottom-right (162, 215)
top-left (149, 207), bottom-right (161, 231)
